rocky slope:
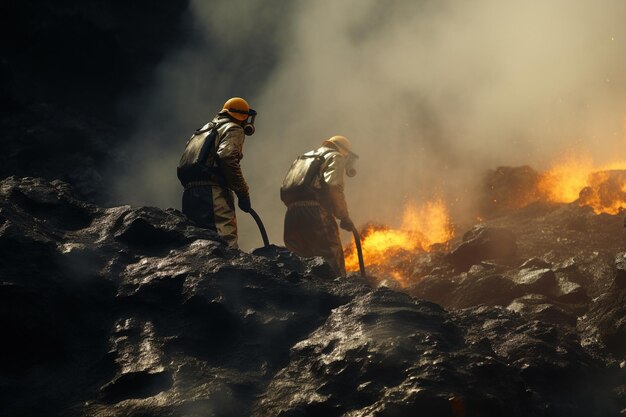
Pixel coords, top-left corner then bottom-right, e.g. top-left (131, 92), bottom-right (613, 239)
top-left (1, 176), bottom-right (625, 417)
top-left (4, 3), bottom-right (625, 415)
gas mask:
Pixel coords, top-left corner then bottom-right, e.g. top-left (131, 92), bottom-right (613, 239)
top-left (345, 152), bottom-right (359, 177)
top-left (243, 109), bottom-right (257, 136)
top-left (227, 107), bottom-right (258, 136)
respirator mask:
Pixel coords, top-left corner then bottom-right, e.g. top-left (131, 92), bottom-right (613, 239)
top-left (243, 109), bottom-right (257, 136)
top-left (345, 152), bottom-right (359, 177)
top-left (228, 108), bottom-right (258, 136)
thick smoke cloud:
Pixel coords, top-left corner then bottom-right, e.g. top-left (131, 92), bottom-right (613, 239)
top-left (113, 0), bottom-right (626, 250)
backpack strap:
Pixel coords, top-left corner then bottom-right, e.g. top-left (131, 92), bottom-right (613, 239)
top-left (316, 149), bottom-right (338, 182)
top-left (299, 148), bottom-right (335, 162)
top-left (298, 150), bottom-right (332, 183)
top-left (318, 148), bottom-right (336, 159)
top-left (192, 122), bottom-right (219, 168)
top-left (193, 121), bottom-right (216, 136)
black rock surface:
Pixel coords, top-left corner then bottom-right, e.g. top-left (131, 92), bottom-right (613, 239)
top-left (446, 225), bottom-right (518, 272)
top-left (479, 165), bottom-right (543, 218)
top-left (2, 176), bottom-right (625, 416)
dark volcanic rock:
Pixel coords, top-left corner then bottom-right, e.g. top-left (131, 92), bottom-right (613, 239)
top-left (454, 306), bottom-right (617, 417)
top-left (579, 287), bottom-right (626, 359)
top-left (256, 289), bottom-right (520, 417)
top-left (256, 290), bottom-right (614, 417)
top-left (449, 273), bottom-right (523, 308)
top-left (507, 294), bottom-right (578, 327)
top-left (555, 275), bottom-right (590, 305)
top-left (1, 176), bottom-right (623, 416)
top-left (446, 225), bottom-right (517, 271)
top-left (413, 259), bottom-right (591, 316)
top-left (410, 273), bottom-right (459, 305)
top-left (511, 267), bottom-right (557, 293)
top-left (479, 165), bottom-right (543, 218)
top-left (0, 177), bottom-right (364, 416)
top-left (614, 252), bottom-right (626, 288)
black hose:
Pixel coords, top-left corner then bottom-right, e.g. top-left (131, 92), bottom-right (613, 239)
top-left (249, 208), bottom-right (270, 247)
top-left (351, 227), bottom-right (366, 277)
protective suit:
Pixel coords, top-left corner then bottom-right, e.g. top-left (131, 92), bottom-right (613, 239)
top-left (182, 111), bottom-right (250, 248)
top-left (283, 143), bottom-right (354, 277)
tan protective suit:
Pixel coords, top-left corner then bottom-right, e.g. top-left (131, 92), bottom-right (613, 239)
top-left (283, 146), bottom-right (350, 277)
top-left (182, 111), bottom-right (249, 248)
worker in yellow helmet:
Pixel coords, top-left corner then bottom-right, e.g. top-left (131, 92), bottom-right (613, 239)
top-left (177, 97), bottom-right (257, 248)
top-left (280, 136), bottom-right (358, 277)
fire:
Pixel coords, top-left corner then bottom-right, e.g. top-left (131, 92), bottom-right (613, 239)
top-left (538, 155), bottom-right (594, 203)
top-left (537, 154), bottom-right (626, 214)
top-left (344, 200), bottom-right (454, 285)
top-left (579, 170), bottom-right (626, 214)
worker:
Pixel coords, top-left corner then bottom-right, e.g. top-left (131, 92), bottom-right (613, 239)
top-left (177, 97), bottom-right (257, 248)
top-left (281, 136), bottom-right (358, 277)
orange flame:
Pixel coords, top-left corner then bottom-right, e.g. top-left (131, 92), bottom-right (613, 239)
top-left (538, 154), bottom-right (594, 203)
top-left (537, 154), bottom-right (626, 214)
top-left (344, 200), bottom-right (454, 286)
top-left (579, 169), bottom-right (626, 214)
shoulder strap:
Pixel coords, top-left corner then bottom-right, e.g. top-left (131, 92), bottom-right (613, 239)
top-left (319, 149), bottom-right (335, 158)
top-left (312, 149), bottom-right (336, 187)
top-left (193, 122), bottom-right (219, 167)
top-left (193, 121), bottom-right (216, 136)
top-left (208, 119), bottom-right (241, 150)
top-left (300, 148), bottom-right (335, 160)
top-left (316, 148), bottom-right (336, 169)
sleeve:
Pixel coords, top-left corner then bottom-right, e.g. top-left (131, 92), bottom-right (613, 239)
top-left (327, 185), bottom-right (350, 220)
top-left (322, 153), bottom-right (350, 220)
top-left (216, 125), bottom-right (249, 199)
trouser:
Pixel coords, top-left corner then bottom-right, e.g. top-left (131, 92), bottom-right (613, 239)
top-left (182, 185), bottom-right (238, 248)
top-left (283, 202), bottom-right (346, 277)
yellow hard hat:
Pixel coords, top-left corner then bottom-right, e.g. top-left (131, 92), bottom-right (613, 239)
top-left (322, 135), bottom-right (354, 157)
top-left (223, 97), bottom-right (251, 121)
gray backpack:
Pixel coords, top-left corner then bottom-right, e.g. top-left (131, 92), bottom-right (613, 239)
top-left (176, 123), bottom-right (218, 186)
top-left (280, 150), bottom-right (331, 205)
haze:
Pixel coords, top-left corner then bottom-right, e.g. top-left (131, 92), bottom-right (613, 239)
top-left (112, 0), bottom-right (626, 250)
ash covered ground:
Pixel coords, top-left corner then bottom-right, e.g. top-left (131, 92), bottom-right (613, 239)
top-left (2, 176), bottom-right (626, 416)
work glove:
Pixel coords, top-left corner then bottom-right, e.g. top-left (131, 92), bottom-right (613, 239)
top-left (238, 196), bottom-right (251, 213)
top-left (339, 217), bottom-right (355, 232)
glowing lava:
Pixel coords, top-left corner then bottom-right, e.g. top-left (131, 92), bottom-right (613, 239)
top-left (344, 200), bottom-right (454, 286)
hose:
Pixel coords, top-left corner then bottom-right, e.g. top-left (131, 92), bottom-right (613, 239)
top-left (351, 226), bottom-right (366, 277)
top-left (249, 208), bottom-right (270, 248)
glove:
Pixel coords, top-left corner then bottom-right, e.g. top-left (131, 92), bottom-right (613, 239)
top-left (339, 217), bottom-right (355, 232)
top-left (238, 196), bottom-right (251, 213)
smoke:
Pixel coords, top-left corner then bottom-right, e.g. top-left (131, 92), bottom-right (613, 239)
top-left (112, 0), bottom-right (626, 250)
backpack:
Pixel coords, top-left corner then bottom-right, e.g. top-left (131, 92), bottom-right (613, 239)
top-left (280, 150), bottom-right (331, 205)
top-left (177, 123), bottom-right (219, 186)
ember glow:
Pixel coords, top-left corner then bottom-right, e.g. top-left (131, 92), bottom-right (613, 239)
top-left (578, 169), bottom-right (626, 214)
top-left (538, 155), bottom-right (594, 203)
top-left (344, 200), bottom-right (454, 285)
top-left (538, 154), bottom-right (626, 214)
